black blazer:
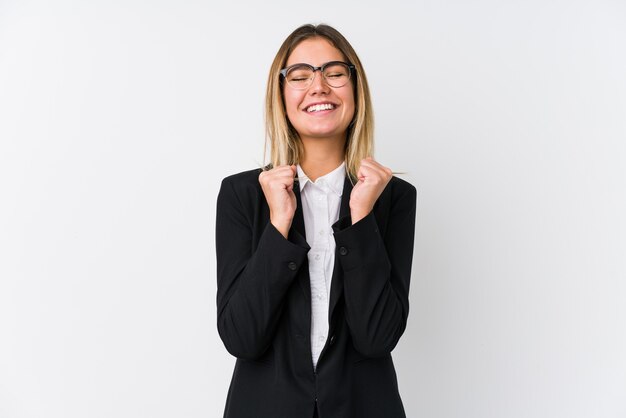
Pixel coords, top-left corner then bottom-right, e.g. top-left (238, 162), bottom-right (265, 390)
top-left (216, 167), bottom-right (417, 418)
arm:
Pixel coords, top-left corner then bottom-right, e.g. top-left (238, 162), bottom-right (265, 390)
top-left (333, 182), bottom-right (417, 357)
top-left (216, 175), bottom-right (309, 360)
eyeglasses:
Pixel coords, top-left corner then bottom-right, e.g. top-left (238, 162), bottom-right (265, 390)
top-left (280, 61), bottom-right (355, 90)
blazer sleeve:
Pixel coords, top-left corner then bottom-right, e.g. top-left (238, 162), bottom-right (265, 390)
top-left (215, 175), bottom-right (309, 360)
top-left (332, 180), bottom-right (417, 357)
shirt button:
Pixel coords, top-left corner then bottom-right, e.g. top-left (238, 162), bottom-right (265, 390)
top-left (287, 261), bottom-right (297, 271)
top-left (318, 230), bottom-right (325, 236)
top-left (339, 246), bottom-right (348, 256)
top-left (315, 254), bottom-right (320, 261)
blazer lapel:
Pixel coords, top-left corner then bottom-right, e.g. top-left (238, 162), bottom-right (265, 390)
top-left (328, 175), bottom-right (353, 321)
top-left (292, 184), bottom-right (311, 302)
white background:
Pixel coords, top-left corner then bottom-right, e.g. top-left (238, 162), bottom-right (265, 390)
top-left (1, 1), bottom-right (625, 417)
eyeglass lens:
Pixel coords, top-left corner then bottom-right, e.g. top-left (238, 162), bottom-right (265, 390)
top-left (285, 63), bottom-right (351, 89)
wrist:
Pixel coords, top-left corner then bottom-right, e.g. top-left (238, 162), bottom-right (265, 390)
top-left (270, 216), bottom-right (292, 238)
top-left (350, 208), bottom-right (370, 225)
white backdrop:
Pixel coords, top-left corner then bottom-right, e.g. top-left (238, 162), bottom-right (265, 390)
top-left (1, 1), bottom-right (625, 417)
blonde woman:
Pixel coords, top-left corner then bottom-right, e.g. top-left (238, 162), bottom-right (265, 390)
top-left (216, 23), bottom-right (416, 418)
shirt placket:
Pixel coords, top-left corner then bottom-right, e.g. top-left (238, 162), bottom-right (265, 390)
top-left (309, 185), bottom-right (330, 367)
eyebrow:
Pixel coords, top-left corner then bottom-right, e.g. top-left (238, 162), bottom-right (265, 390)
top-left (284, 60), bottom-right (348, 68)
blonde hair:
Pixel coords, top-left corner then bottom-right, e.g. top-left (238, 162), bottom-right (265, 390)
top-left (264, 24), bottom-right (374, 182)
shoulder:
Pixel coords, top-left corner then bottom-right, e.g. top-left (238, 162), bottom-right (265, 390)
top-left (378, 176), bottom-right (417, 217)
top-left (221, 167), bottom-right (264, 187)
top-left (387, 175), bottom-right (417, 201)
top-left (388, 175), bottom-right (415, 192)
top-left (218, 168), bottom-right (264, 204)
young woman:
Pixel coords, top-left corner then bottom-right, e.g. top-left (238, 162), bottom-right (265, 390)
top-left (216, 24), bottom-right (417, 418)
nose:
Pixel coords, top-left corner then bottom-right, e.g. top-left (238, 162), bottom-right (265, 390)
top-left (309, 69), bottom-right (330, 94)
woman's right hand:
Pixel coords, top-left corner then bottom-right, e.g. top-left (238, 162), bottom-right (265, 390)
top-left (258, 165), bottom-right (297, 239)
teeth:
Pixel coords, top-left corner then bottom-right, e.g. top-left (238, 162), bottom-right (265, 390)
top-left (307, 103), bottom-right (334, 112)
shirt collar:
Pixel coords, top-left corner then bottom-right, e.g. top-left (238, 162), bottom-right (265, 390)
top-left (297, 161), bottom-right (346, 197)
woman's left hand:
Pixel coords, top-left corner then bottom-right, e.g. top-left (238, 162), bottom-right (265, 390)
top-left (349, 157), bottom-right (393, 224)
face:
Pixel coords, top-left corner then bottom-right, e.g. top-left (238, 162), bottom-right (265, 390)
top-left (283, 37), bottom-right (355, 145)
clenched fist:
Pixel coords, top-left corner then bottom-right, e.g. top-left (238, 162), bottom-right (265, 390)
top-left (259, 165), bottom-right (298, 238)
top-left (350, 157), bottom-right (393, 224)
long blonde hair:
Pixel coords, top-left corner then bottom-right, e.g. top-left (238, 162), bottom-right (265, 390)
top-left (264, 24), bottom-right (374, 182)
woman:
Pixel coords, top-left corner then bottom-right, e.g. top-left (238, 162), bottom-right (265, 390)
top-left (216, 23), bottom-right (416, 418)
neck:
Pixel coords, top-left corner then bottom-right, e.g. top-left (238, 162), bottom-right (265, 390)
top-left (300, 135), bottom-right (345, 182)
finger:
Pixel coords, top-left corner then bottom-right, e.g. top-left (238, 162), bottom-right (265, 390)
top-left (265, 166), bottom-right (296, 180)
top-left (271, 165), bottom-right (296, 175)
top-left (273, 171), bottom-right (297, 186)
top-left (359, 158), bottom-right (387, 171)
top-left (359, 159), bottom-right (392, 178)
top-left (260, 172), bottom-right (295, 191)
top-left (357, 161), bottom-right (381, 178)
top-left (358, 166), bottom-right (392, 187)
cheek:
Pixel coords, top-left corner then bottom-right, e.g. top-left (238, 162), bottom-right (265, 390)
top-left (343, 90), bottom-right (356, 119)
top-left (283, 90), bottom-right (302, 120)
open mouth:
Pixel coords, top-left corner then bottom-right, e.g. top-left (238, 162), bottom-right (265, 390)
top-left (306, 103), bottom-right (336, 113)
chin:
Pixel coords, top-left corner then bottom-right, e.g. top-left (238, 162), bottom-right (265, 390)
top-left (304, 131), bottom-right (344, 139)
top-left (301, 124), bottom-right (350, 138)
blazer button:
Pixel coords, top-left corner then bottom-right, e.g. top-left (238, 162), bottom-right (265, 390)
top-left (329, 334), bottom-right (335, 345)
top-left (339, 246), bottom-right (348, 256)
top-left (287, 261), bottom-right (297, 271)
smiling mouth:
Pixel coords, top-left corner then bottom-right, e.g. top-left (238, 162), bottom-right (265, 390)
top-left (306, 103), bottom-right (336, 113)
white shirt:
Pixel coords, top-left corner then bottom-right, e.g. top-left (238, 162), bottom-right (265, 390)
top-left (296, 162), bottom-right (346, 369)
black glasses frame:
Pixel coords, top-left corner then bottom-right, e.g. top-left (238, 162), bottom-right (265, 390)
top-left (279, 61), bottom-right (356, 89)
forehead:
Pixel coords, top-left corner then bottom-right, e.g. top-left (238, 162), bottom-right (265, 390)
top-left (286, 37), bottom-right (345, 67)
